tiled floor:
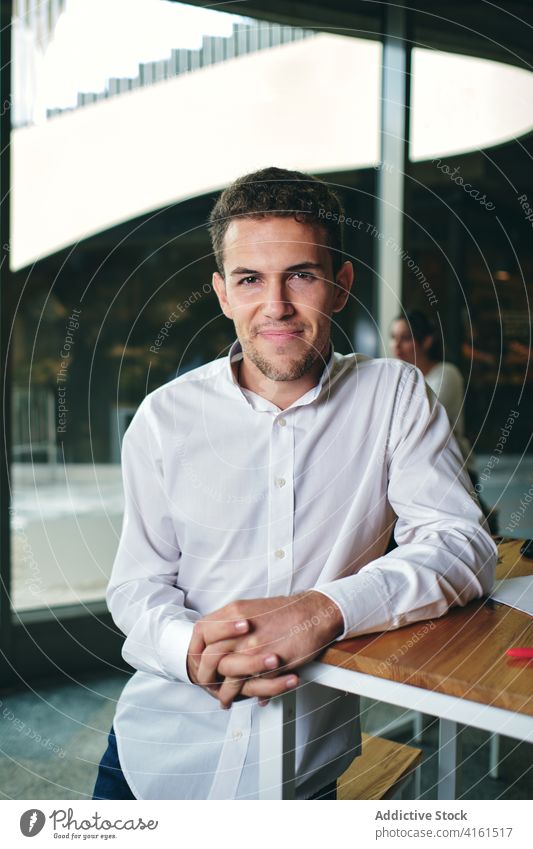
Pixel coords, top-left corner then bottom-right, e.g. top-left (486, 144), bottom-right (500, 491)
top-left (0, 672), bottom-right (531, 800)
top-left (0, 672), bottom-right (128, 800)
top-left (361, 699), bottom-right (533, 800)
top-left (2, 455), bottom-right (532, 800)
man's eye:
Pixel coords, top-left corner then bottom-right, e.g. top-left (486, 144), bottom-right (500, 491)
top-left (239, 276), bottom-right (260, 286)
top-left (290, 272), bottom-right (315, 281)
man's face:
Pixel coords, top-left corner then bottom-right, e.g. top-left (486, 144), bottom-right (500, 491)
top-left (212, 216), bottom-right (353, 382)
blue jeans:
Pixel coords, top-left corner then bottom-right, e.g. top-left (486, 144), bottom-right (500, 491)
top-left (93, 725), bottom-right (336, 800)
top-left (92, 726), bottom-right (136, 800)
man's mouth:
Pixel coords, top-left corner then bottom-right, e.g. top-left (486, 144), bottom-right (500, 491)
top-left (256, 328), bottom-right (305, 341)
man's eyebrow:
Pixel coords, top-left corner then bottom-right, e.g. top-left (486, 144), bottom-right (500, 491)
top-left (284, 262), bottom-right (324, 272)
top-left (230, 267), bottom-right (260, 276)
top-left (229, 262), bottom-right (324, 276)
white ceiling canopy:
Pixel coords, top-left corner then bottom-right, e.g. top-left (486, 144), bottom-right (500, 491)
top-left (11, 34), bottom-right (533, 270)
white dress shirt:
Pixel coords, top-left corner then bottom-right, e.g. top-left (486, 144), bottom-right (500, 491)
top-left (108, 340), bottom-right (497, 800)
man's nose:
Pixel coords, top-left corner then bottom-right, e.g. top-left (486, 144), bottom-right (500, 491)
top-left (262, 279), bottom-right (295, 320)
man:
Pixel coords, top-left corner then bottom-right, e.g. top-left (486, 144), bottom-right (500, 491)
top-left (94, 166), bottom-right (496, 800)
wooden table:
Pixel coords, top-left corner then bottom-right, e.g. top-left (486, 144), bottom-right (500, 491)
top-left (259, 539), bottom-right (533, 799)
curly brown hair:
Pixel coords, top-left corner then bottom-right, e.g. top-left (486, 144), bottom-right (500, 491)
top-left (208, 166), bottom-right (345, 277)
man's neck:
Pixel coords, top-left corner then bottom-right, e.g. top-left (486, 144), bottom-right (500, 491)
top-left (236, 347), bottom-right (331, 411)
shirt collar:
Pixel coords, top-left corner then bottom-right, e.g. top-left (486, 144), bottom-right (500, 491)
top-left (226, 338), bottom-right (336, 412)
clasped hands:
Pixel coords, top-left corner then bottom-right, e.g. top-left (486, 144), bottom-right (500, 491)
top-left (186, 591), bottom-right (343, 709)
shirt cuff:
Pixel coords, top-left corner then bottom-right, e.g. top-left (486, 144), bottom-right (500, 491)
top-left (158, 618), bottom-right (197, 683)
top-left (315, 569), bottom-right (392, 641)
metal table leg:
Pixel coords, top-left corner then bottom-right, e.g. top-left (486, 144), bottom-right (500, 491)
top-left (489, 733), bottom-right (501, 779)
top-left (438, 719), bottom-right (464, 799)
top-left (258, 691), bottom-right (296, 799)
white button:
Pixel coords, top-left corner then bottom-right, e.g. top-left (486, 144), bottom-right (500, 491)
top-left (278, 417), bottom-right (287, 427)
top-left (232, 729), bottom-right (243, 741)
top-left (275, 549), bottom-right (285, 559)
top-left (275, 477), bottom-right (286, 488)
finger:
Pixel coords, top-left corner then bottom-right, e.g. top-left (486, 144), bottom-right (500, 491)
top-left (187, 627), bottom-right (206, 666)
top-left (217, 666), bottom-right (296, 710)
top-left (197, 640), bottom-right (236, 688)
top-left (189, 618), bottom-right (248, 663)
top-left (201, 616), bottom-right (250, 645)
top-left (216, 653), bottom-right (282, 708)
top-left (217, 677), bottom-right (246, 710)
top-left (241, 674), bottom-right (299, 700)
top-left (203, 682), bottom-right (223, 700)
top-left (217, 652), bottom-right (281, 679)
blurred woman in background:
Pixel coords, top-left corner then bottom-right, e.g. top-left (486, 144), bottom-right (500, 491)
top-left (389, 310), bottom-right (470, 463)
top-left (389, 309), bottom-right (497, 532)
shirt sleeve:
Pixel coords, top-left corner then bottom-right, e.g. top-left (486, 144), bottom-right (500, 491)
top-left (106, 397), bottom-right (199, 683)
top-left (316, 365), bottom-right (497, 640)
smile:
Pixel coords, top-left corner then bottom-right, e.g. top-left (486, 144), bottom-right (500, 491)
top-left (257, 330), bottom-right (304, 341)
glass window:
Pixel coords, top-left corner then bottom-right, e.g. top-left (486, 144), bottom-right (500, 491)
top-left (10, 1), bottom-right (381, 611)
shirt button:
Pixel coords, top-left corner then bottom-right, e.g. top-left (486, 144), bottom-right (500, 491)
top-left (232, 729), bottom-right (243, 741)
top-left (278, 417), bottom-right (287, 427)
top-left (275, 477), bottom-right (286, 488)
top-left (275, 549), bottom-right (285, 559)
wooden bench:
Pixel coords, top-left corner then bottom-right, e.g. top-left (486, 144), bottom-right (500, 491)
top-left (336, 733), bottom-right (423, 800)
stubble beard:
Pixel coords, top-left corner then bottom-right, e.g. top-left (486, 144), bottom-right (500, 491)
top-left (242, 335), bottom-right (327, 382)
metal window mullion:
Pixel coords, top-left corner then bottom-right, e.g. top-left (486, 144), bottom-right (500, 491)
top-left (376, 5), bottom-right (411, 353)
top-left (0, 2), bottom-right (12, 672)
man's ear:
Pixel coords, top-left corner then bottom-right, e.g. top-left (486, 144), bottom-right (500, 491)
top-left (332, 261), bottom-right (354, 313)
top-left (212, 272), bottom-right (233, 319)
